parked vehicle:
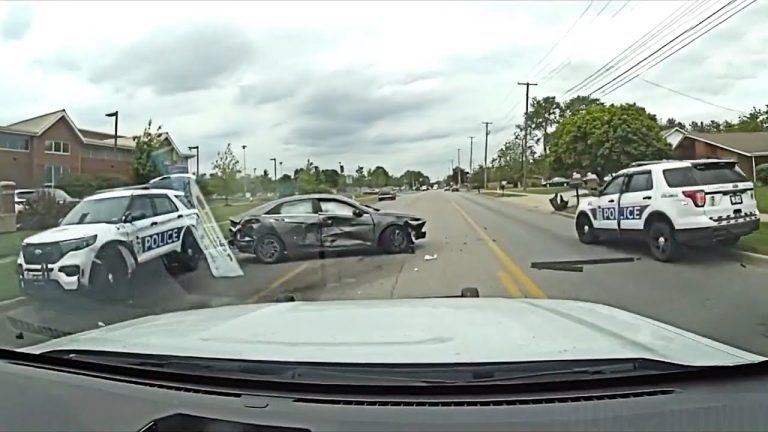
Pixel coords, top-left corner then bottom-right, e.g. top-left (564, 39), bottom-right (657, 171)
top-left (378, 187), bottom-right (397, 201)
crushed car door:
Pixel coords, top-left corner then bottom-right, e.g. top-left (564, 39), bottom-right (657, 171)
top-left (318, 199), bottom-right (375, 249)
top-left (592, 174), bottom-right (625, 232)
top-left (264, 199), bottom-right (321, 252)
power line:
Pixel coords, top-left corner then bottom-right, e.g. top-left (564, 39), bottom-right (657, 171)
top-left (598, 0), bottom-right (755, 97)
top-left (527, 1), bottom-right (594, 80)
top-left (562, 0), bottom-right (707, 98)
top-left (638, 78), bottom-right (746, 113)
top-left (538, 0), bottom-right (628, 85)
top-left (587, 0), bottom-right (739, 97)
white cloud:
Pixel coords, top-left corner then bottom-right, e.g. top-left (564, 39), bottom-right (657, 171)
top-left (0, 0), bottom-right (764, 179)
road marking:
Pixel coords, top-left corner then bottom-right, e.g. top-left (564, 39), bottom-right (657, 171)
top-left (248, 262), bottom-right (313, 303)
top-left (452, 200), bottom-right (548, 299)
top-left (497, 271), bottom-right (523, 298)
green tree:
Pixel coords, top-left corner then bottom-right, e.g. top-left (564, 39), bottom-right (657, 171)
top-left (369, 166), bottom-right (391, 188)
top-left (210, 143), bottom-right (240, 205)
top-left (320, 169), bottom-right (341, 188)
top-left (354, 165), bottom-right (366, 187)
top-left (398, 170), bottom-right (430, 188)
top-left (561, 95), bottom-right (604, 117)
top-left (133, 119), bottom-right (164, 184)
top-left (548, 103), bottom-right (670, 177)
top-left (526, 96), bottom-right (562, 156)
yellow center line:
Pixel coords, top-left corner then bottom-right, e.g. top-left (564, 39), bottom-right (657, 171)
top-left (452, 199), bottom-right (548, 299)
top-left (497, 271), bottom-right (523, 298)
top-left (248, 261), bottom-right (314, 303)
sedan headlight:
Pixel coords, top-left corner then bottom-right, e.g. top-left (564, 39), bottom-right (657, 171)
top-left (60, 235), bottom-right (97, 254)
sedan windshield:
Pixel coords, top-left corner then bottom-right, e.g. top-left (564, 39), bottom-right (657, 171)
top-left (60, 197), bottom-right (131, 225)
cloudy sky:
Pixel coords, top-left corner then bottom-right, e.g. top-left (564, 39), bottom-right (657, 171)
top-left (0, 0), bottom-right (766, 179)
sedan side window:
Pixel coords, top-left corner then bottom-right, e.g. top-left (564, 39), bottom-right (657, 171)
top-left (278, 199), bottom-right (315, 215)
top-left (320, 200), bottom-right (358, 215)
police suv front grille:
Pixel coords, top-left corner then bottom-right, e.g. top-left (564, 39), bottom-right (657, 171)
top-left (22, 243), bottom-right (64, 265)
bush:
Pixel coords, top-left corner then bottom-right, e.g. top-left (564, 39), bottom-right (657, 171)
top-left (58, 174), bottom-right (134, 199)
top-left (16, 191), bottom-right (75, 230)
top-left (756, 164), bottom-right (768, 185)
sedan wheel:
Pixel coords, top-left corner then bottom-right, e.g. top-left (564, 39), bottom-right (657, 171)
top-left (255, 234), bottom-right (285, 264)
top-left (380, 225), bottom-right (410, 254)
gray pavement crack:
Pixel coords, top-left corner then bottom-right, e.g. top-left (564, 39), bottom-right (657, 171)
top-left (389, 258), bottom-right (408, 299)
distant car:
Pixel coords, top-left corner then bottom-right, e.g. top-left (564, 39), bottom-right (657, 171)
top-left (443, 186), bottom-right (450, 191)
top-left (229, 194), bottom-right (427, 263)
top-left (14, 189), bottom-right (35, 213)
top-left (15, 188), bottom-right (79, 212)
top-left (378, 187), bottom-right (397, 201)
top-left (451, 185), bottom-right (459, 192)
top-left (419, 185), bottom-right (428, 191)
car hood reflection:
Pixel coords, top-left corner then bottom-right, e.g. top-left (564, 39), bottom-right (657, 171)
top-left (24, 298), bottom-right (763, 366)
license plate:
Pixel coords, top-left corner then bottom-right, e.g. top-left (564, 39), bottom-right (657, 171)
top-left (730, 194), bottom-right (743, 205)
top-left (25, 272), bottom-right (44, 280)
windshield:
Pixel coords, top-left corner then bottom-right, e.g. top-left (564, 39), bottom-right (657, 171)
top-left (60, 197), bottom-right (131, 225)
top-left (2, 1), bottom-right (767, 392)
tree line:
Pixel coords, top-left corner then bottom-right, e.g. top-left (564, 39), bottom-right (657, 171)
top-left (475, 95), bottom-right (768, 187)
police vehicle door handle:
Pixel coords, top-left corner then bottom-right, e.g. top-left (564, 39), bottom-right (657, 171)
top-left (607, 199), bottom-right (615, 203)
top-left (176, 215), bottom-right (183, 219)
top-left (150, 221), bottom-right (158, 227)
top-left (643, 196), bottom-right (652, 200)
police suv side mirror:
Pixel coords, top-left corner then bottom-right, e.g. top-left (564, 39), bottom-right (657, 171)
top-left (353, 209), bottom-right (365, 218)
top-left (122, 212), bottom-right (133, 223)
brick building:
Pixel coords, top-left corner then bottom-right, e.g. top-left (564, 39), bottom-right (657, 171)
top-left (664, 127), bottom-right (768, 181)
top-left (0, 109), bottom-right (193, 188)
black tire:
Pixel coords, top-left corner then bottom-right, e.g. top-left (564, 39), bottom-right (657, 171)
top-left (88, 245), bottom-right (130, 300)
top-left (647, 221), bottom-right (680, 262)
top-left (255, 234), bottom-right (285, 264)
top-left (460, 287), bottom-right (480, 297)
top-left (177, 230), bottom-right (202, 272)
top-left (719, 236), bottom-right (740, 247)
top-left (575, 214), bottom-right (599, 244)
top-left (379, 225), bottom-right (410, 254)
top-left (275, 293), bottom-right (297, 302)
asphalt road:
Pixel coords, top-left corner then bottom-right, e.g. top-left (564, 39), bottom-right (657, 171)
top-left (3, 190), bottom-right (768, 357)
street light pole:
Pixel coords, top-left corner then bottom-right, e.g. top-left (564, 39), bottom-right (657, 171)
top-left (457, 148), bottom-right (462, 189)
top-left (188, 146), bottom-right (199, 178)
top-left (468, 136), bottom-right (475, 173)
top-left (279, 161), bottom-right (283, 176)
top-left (270, 158), bottom-right (277, 180)
top-left (241, 145), bottom-right (248, 196)
top-left (105, 111), bottom-right (118, 160)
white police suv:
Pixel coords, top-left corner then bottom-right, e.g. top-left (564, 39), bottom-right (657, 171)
top-left (17, 188), bottom-right (202, 298)
top-left (575, 159), bottom-right (761, 261)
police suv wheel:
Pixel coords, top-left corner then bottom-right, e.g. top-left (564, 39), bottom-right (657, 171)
top-left (576, 214), bottom-right (599, 244)
top-left (89, 245), bottom-right (130, 299)
top-left (179, 231), bottom-right (202, 272)
top-left (648, 221), bottom-right (679, 262)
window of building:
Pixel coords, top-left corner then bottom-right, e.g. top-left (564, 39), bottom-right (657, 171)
top-left (45, 140), bottom-right (70, 155)
top-left (0, 133), bottom-right (30, 151)
top-left (43, 165), bottom-right (71, 184)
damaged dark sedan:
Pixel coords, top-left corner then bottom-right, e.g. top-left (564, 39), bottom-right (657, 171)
top-left (229, 194), bottom-right (427, 263)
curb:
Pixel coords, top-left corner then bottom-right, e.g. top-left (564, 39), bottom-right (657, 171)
top-left (0, 296), bottom-right (28, 312)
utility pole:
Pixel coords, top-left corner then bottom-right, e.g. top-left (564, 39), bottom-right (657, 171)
top-left (270, 158), bottom-right (277, 180)
top-left (481, 122), bottom-right (492, 191)
top-left (279, 161), bottom-right (283, 176)
top-left (468, 136), bottom-right (475, 174)
top-left (457, 148), bottom-right (462, 189)
top-left (517, 81), bottom-right (538, 191)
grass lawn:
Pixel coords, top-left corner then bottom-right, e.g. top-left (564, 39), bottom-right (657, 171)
top-left (209, 201), bottom-right (265, 222)
top-left (0, 262), bottom-right (20, 302)
top-left (0, 230), bottom-right (36, 259)
top-left (755, 185), bottom-right (768, 214)
top-left (506, 186), bottom-right (570, 195)
top-left (738, 222), bottom-right (768, 255)
top-left (480, 191), bottom-right (525, 198)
